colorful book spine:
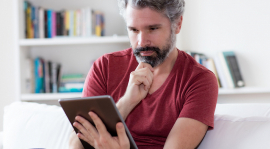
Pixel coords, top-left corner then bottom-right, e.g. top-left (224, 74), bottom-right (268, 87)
top-left (34, 58), bottom-right (44, 93)
top-left (224, 51), bottom-right (245, 87)
top-left (24, 1), bottom-right (106, 38)
top-left (24, 1), bottom-right (28, 38)
top-left (65, 11), bottom-right (70, 36)
top-left (31, 6), bottom-right (35, 38)
top-left (95, 12), bottom-right (102, 36)
top-left (47, 9), bottom-right (53, 38)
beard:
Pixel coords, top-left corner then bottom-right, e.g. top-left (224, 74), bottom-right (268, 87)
top-left (133, 32), bottom-right (176, 68)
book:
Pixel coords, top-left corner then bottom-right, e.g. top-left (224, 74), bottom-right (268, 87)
top-left (52, 11), bottom-right (56, 38)
top-left (34, 6), bottom-right (39, 38)
top-left (206, 58), bottom-right (221, 88)
top-left (25, 58), bottom-right (34, 93)
top-left (31, 5), bottom-right (35, 38)
top-left (214, 56), bottom-right (227, 88)
top-left (76, 10), bottom-right (81, 36)
top-left (44, 60), bottom-right (50, 93)
top-left (26, 2), bottom-right (32, 38)
top-left (95, 12), bottom-right (102, 36)
top-left (64, 11), bottom-right (70, 36)
top-left (47, 9), bottom-right (53, 38)
top-left (56, 64), bottom-right (62, 92)
top-left (60, 11), bottom-right (65, 36)
top-left (69, 10), bottom-right (74, 37)
top-left (224, 52), bottom-right (245, 87)
top-left (23, 2), bottom-right (105, 39)
top-left (85, 8), bottom-right (92, 37)
top-left (218, 52), bottom-right (235, 88)
top-left (51, 62), bottom-right (58, 93)
top-left (34, 58), bottom-right (44, 93)
top-left (39, 7), bottom-right (44, 38)
top-left (44, 9), bottom-right (48, 38)
top-left (24, 1), bottom-right (28, 38)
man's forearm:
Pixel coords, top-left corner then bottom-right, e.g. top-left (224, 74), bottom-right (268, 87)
top-left (116, 96), bottom-right (137, 120)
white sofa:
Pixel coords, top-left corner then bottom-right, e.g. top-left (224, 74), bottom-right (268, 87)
top-left (1, 102), bottom-right (270, 149)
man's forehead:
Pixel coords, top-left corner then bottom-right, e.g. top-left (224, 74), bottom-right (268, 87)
top-left (125, 4), bottom-right (169, 27)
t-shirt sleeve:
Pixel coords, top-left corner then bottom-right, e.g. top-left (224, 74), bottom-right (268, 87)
top-left (82, 56), bottom-right (108, 97)
top-left (179, 71), bottom-right (218, 130)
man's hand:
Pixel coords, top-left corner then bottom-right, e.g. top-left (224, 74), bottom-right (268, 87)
top-left (116, 62), bottom-right (154, 120)
top-left (73, 112), bottom-right (130, 149)
top-left (123, 62), bottom-right (154, 105)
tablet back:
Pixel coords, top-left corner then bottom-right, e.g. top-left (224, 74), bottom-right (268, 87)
top-left (59, 95), bottom-right (138, 149)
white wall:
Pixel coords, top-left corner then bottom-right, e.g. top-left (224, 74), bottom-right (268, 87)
top-left (0, 0), bottom-right (16, 131)
top-left (177, 0), bottom-right (270, 87)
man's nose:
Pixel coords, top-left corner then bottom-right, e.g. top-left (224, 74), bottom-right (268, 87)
top-left (138, 32), bottom-right (150, 47)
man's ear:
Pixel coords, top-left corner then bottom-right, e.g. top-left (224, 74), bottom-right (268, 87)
top-left (175, 16), bottom-right (183, 34)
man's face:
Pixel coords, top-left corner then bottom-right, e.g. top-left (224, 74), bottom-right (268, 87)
top-left (125, 5), bottom-right (175, 67)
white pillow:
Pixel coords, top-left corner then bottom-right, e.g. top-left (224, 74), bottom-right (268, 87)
top-left (3, 102), bottom-right (73, 149)
top-left (199, 115), bottom-right (270, 149)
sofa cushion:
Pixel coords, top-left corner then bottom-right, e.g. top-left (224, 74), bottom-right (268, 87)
top-left (215, 103), bottom-right (270, 117)
top-left (3, 102), bottom-right (73, 149)
top-left (199, 114), bottom-right (270, 149)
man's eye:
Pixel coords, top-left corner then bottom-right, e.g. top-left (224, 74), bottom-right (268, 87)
top-left (150, 27), bottom-right (158, 31)
top-left (130, 29), bottom-right (138, 32)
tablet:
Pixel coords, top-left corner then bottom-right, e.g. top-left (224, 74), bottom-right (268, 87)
top-left (59, 95), bottom-right (138, 149)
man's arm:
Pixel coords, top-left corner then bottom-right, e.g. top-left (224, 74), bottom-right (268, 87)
top-left (164, 118), bottom-right (208, 149)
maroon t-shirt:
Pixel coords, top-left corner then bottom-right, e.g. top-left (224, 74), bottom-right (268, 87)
top-left (82, 48), bottom-right (218, 149)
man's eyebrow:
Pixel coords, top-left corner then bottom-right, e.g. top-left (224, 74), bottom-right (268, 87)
top-left (127, 24), bottom-right (162, 30)
top-left (127, 26), bottom-right (137, 30)
top-left (148, 24), bottom-right (162, 28)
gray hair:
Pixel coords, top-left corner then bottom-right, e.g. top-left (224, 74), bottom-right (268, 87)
top-left (117, 0), bottom-right (185, 25)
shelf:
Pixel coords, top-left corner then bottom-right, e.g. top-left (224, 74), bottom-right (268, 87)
top-left (19, 36), bottom-right (130, 46)
top-left (21, 93), bottom-right (82, 101)
top-left (20, 87), bottom-right (270, 101)
top-left (219, 87), bottom-right (270, 95)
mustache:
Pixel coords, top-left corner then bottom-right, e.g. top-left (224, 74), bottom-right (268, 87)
top-left (133, 46), bottom-right (161, 56)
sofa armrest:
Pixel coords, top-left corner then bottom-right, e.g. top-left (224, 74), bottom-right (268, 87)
top-left (3, 102), bottom-right (73, 149)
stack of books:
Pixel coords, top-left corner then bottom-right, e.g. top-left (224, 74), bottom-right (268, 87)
top-left (25, 57), bottom-right (62, 93)
top-left (24, 57), bottom-right (86, 93)
top-left (59, 74), bottom-right (85, 93)
top-left (186, 51), bottom-right (245, 89)
top-left (24, 1), bottom-right (105, 39)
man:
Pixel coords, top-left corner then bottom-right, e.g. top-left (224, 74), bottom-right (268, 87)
top-left (70, 0), bottom-right (218, 149)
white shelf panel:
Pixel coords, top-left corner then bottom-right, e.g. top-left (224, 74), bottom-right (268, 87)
top-left (21, 93), bottom-right (82, 101)
top-left (219, 87), bottom-right (270, 95)
top-left (19, 36), bottom-right (130, 46)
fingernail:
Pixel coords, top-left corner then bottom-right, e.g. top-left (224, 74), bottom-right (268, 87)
top-left (117, 123), bottom-right (123, 129)
top-left (89, 112), bottom-right (94, 117)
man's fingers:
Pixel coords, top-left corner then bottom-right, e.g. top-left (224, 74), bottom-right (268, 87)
top-left (75, 116), bottom-right (99, 139)
top-left (134, 75), bottom-right (150, 91)
top-left (73, 121), bottom-right (88, 137)
top-left (135, 62), bottom-right (154, 72)
top-left (89, 112), bottom-right (111, 138)
top-left (116, 122), bottom-right (130, 148)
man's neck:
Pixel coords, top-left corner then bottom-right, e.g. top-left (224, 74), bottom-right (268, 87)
top-left (153, 47), bottom-right (178, 75)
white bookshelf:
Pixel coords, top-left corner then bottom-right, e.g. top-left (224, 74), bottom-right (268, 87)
top-left (19, 36), bottom-right (130, 46)
top-left (21, 93), bottom-right (82, 101)
top-left (19, 87), bottom-right (270, 101)
top-left (14, 0), bottom-right (130, 102)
